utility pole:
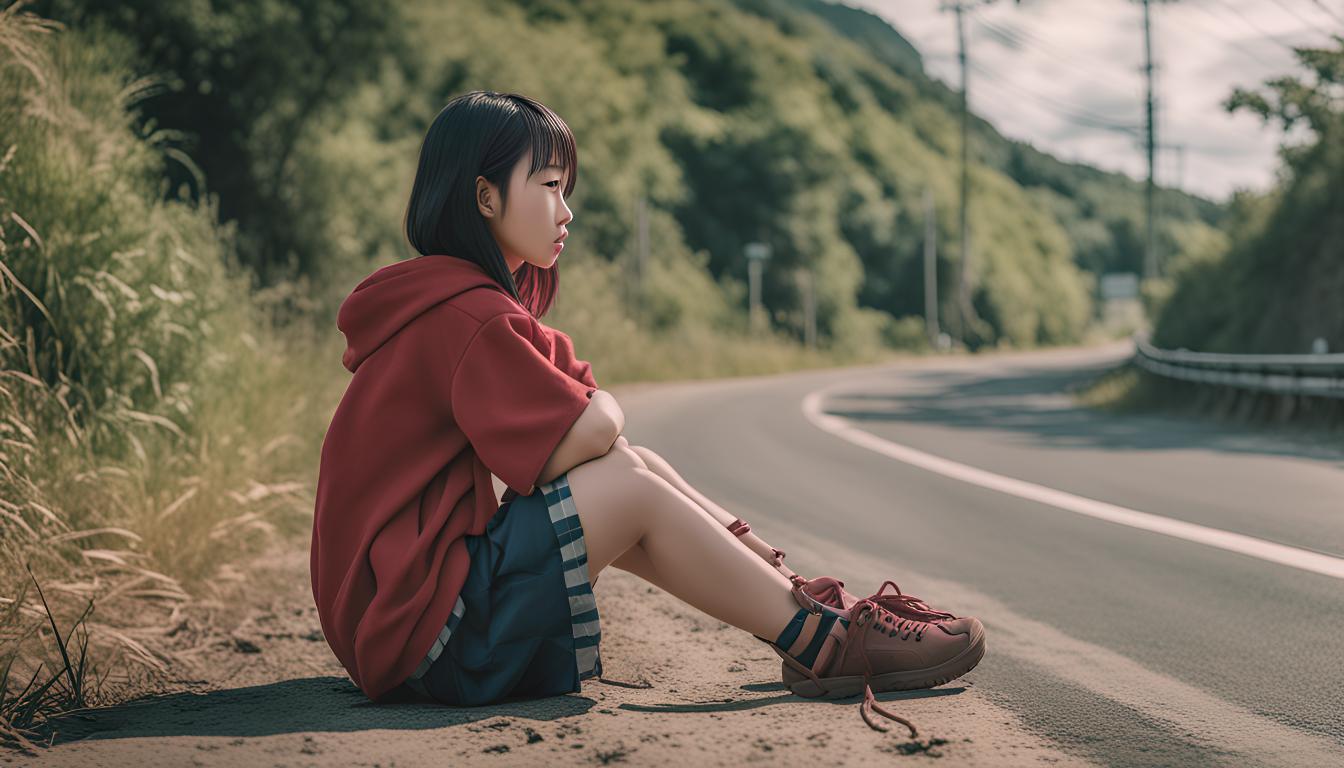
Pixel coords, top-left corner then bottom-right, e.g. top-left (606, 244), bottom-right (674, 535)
top-left (1175, 143), bottom-right (1184, 192)
top-left (1158, 142), bottom-right (1185, 192)
top-left (744, 241), bottom-right (771, 336)
top-left (951, 0), bottom-right (971, 344)
top-left (923, 188), bottom-right (940, 346)
top-left (1141, 0), bottom-right (1158, 282)
top-left (632, 194), bottom-right (649, 323)
top-left (940, 0), bottom-right (997, 347)
top-left (798, 268), bottom-right (816, 349)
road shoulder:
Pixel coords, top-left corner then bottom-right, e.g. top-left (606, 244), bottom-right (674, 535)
top-left (30, 535), bottom-right (1090, 767)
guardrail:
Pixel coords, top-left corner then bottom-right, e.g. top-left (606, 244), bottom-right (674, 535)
top-left (1131, 334), bottom-right (1344, 400)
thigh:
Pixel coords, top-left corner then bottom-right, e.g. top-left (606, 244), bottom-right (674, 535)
top-left (609, 539), bottom-right (659, 584)
top-left (564, 442), bottom-right (657, 580)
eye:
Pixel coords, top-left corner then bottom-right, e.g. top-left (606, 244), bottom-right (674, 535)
top-left (544, 180), bottom-right (561, 189)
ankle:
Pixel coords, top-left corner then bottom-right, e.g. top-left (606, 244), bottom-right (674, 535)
top-left (771, 605), bottom-right (850, 670)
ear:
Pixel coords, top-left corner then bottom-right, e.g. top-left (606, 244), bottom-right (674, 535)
top-left (476, 175), bottom-right (495, 219)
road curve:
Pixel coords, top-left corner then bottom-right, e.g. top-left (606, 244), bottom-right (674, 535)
top-left (614, 340), bottom-right (1344, 768)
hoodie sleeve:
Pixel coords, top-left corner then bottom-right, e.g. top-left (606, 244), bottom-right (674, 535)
top-left (547, 325), bottom-right (598, 390)
top-left (451, 312), bottom-right (598, 497)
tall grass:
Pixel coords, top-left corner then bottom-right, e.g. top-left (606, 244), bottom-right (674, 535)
top-left (0, 3), bottom-right (339, 750)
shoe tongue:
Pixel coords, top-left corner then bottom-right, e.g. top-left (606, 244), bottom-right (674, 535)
top-left (801, 576), bottom-right (840, 600)
top-left (800, 577), bottom-right (854, 615)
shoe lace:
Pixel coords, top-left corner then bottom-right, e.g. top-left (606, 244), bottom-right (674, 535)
top-left (868, 580), bottom-right (957, 623)
top-left (779, 578), bottom-right (923, 738)
top-left (850, 599), bottom-right (927, 738)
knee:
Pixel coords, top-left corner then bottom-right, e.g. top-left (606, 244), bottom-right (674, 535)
top-left (566, 439), bottom-right (663, 509)
top-left (622, 440), bottom-right (665, 473)
top-left (605, 436), bottom-right (649, 469)
top-left (586, 438), bottom-right (649, 474)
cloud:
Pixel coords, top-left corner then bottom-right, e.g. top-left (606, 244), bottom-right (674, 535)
top-left (838, 0), bottom-right (1338, 202)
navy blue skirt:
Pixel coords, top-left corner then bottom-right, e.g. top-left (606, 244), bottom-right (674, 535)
top-left (401, 472), bottom-right (603, 706)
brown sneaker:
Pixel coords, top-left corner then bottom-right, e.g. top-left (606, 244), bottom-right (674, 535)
top-left (759, 577), bottom-right (986, 736)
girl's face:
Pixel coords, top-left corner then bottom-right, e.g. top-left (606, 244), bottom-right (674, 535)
top-left (476, 149), bottom-right (573, 277)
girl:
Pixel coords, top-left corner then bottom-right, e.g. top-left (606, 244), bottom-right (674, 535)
top-left (311, 90), bottom-right (985, 739)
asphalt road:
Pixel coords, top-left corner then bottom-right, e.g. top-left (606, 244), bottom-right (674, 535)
top-left (613, 340), bottom-right (1344, 768)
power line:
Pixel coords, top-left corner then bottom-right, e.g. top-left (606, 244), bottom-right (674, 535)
top-left (1268, 0), bottom-right (1326, 29)
top-left (971, 13), bottom-right (1125, 85)
top-left (1309, 0), bottom-right (1344, 26)
top-left (978, 12), bottom-right (1123, 74)
top-left (968, 59), bottom-right (1143, 133)
top-left (925, 46), bottom-right (1131, 131)
top-left (1180, 1), bottom-right (1279, 67)
top-left (1205, 0), bottom-right (1305, 52)
top-left (968, 76), bottom-right (1144, 141)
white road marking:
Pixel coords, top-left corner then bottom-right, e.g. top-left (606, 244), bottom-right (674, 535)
top-left (801, 385), bottom-right (1344, 581)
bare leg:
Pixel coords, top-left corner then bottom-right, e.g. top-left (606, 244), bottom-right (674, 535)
top-left (603, 445), bottom-right (708, 594)
top-left (607, 541), bottom-right (667, 598)
top-left (622, 439), bottom-right (791, 573)
top-left (565, 442), bottom-right (801, 641)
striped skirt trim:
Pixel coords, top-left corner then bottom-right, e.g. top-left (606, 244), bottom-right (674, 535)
top-left (403, 594), bottom-right (465, 696)
top-left (541, 473), bottom-right (603, 681)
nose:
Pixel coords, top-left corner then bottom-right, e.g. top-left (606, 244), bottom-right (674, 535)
top-left (559, 197), bottom-right (573, 228)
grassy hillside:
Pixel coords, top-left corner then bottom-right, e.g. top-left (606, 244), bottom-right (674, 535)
top-left (32, 0), bottom-right (1224, 355)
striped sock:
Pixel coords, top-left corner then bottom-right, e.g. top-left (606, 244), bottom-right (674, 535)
top-left (773, 606), bottom-right (851, 669)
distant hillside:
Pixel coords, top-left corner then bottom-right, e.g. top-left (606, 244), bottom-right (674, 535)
top-left (34, 0), bottom-right (1229, 352)
top-left (791, 0), bottom-right (1226, 274)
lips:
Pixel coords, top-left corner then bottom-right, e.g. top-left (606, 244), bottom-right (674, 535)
top-left (553, 230), bottom-right (568, 243)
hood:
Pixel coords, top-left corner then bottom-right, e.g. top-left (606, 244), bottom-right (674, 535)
top-left (337, 256), bottom-right (504, 372)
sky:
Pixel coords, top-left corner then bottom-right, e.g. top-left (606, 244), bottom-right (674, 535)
top-left (840, 0), bottom-right (1344, 203)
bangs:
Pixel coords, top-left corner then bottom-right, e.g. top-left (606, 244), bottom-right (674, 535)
top-left (520, 102), bottom-right (578, 199)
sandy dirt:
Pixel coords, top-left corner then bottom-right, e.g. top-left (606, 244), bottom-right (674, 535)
top-left (17, 527), bottom-right (1093, 767)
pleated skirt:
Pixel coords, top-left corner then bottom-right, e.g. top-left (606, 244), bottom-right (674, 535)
top-left (401, 472), bottom-right (602, 705)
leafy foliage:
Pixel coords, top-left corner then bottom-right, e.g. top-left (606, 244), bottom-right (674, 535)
top-left (1153, 35), bottom-right (1343, 353)
top-left (28, 0), bottom-right (1226, 350)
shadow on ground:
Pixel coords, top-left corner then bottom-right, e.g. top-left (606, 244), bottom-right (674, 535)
top-left (41, 676), bottom-right (967, 744)
top-left (40, 676), bottom-right (595, 744)
top-left (826, 361), bottom-right (1344, 467)
top-left (616, 684), bottom-right (967, 714)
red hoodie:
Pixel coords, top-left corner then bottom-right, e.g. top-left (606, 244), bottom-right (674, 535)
top-left (312, 255), bottom-right (598, 701)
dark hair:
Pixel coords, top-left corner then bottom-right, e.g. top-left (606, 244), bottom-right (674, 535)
top-left (404, 90), bottom-right (578, 319)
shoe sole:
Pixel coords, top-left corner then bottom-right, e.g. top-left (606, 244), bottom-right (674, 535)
top-left (783, 618), bottom-right (986, 699)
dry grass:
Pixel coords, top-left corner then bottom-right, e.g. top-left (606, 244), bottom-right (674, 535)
top-left (0, 3), bottom-right (347, 751)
